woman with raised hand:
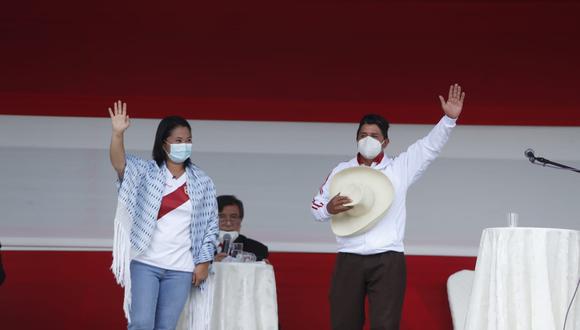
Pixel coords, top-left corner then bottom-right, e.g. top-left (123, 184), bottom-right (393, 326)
top-left (109, 100), bottom-right (218, 330)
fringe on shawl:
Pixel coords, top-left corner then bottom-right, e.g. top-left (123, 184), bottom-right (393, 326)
top-left (177, 267), bottom-right (216, 330)
top-left (111, 201), bottom-right (133, 322)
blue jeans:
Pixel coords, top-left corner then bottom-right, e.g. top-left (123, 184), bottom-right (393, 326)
top-left (129, 260), bottom-right (193, 330)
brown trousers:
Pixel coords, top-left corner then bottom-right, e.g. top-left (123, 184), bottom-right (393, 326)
top-left (329, 251), bottom-right (406, 330)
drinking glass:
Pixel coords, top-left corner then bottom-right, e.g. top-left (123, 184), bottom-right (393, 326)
top-left (507, 212), bottom-right (519, 227)
top-left (229, 243), bottom-right (243, 259)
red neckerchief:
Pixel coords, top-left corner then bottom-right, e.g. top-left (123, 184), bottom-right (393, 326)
top-left (357, 152), bottom-right (384, 165)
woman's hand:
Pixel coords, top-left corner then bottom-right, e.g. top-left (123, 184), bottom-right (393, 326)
top-left (108, 100), bottom-right (130, 134)
top-left (108, 100), bottom-right (129, 178)
top-left (214, 253), bottom-right (228, 262)
top-left (438, 84), bottom-right (465, 119)
top-left (192, 261), bottom-right (210, 287)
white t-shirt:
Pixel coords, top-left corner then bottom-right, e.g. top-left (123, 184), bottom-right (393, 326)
top-left (134, 169), bottom-right (195, 272)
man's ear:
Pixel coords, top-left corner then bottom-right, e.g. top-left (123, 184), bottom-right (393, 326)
top-left (382, 139), bottom-right (390, 148)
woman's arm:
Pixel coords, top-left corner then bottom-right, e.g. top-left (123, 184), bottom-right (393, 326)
top-left (108, 100), bottom-right (130, 179)
top-left (192, 177), bottom-right (219, 286)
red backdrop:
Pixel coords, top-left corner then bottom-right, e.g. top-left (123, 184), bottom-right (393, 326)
top-left (0, 251), bottom-right (475, 329)
top-left (1, 0), bottom-right (579, 125)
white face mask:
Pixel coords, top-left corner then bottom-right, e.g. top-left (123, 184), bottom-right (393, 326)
top-left (357, 136), bottom-right (383, 160)
top-left (166, 143), bottom-right (192, 163)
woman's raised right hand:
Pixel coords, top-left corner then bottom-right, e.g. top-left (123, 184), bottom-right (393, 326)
top-left (108, 100), bottom-right (130, 134)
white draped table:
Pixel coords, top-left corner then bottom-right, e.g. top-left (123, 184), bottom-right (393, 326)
top-left (465, 227), bottom-right (580, 330)
top-left (178, 262), bottom-right (279, 330)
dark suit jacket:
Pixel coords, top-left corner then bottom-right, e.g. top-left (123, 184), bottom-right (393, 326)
top-left (0, 242), bottom-right (5, 286)
top-left (234, 234), bottom-right (269, 261)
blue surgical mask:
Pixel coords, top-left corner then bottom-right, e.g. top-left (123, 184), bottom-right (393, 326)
top-left (167, 143), bottom-right (192, 163)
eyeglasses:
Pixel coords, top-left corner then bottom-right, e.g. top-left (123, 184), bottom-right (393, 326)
top-left (218, 214), bottom-right (241, 223)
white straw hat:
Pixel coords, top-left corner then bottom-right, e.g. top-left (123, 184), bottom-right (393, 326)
top-left (329, 166), bottom-right (395, 237)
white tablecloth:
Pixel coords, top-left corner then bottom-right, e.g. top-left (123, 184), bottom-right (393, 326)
top-left (465, 227), bottom-right (580, 330)
top-left (178, 262), bottom-right (278, 330)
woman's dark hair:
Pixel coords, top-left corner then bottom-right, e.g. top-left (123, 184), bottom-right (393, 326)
top-left (152, 116), bottom-right (192, 167)
top-left (356, 114), bottom-right (390, 140)
top-left (217, 195), bottom-right (244, 220)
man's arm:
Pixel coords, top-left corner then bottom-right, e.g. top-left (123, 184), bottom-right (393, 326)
top-left (311, 173), bottom-right (333, 221)
top-left (311, 168), bottom-right (353, 221)
top-left (395, 84), bottom-right (465, 186)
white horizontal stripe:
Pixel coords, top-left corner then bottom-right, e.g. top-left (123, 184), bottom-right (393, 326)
top-left (0, 237), bottom-right (113, 251)
top-left (1, 115), bottom-right (579, 160)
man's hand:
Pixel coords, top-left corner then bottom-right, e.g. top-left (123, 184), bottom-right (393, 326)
top-left (326, 193), bottom-right (353, 215)
top-left (438, 84), bottom-right (465, 119)
top-left (192, 261), bottom-right (210, 287)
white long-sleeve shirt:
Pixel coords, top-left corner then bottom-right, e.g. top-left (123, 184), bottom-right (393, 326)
top-left (311, 115), bottom-right (457, 255)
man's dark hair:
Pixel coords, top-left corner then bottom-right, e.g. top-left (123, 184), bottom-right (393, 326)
top-left (217, 195), bottom-right (244, 220)
top-left (356, 114), bottom-right (390, 140)
top-left (152, 116), bottom-right (192, 167)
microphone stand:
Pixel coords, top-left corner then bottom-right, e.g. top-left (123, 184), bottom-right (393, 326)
top-left (529, 155), bottom-right (580, 174)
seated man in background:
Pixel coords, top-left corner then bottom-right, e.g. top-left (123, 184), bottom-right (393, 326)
top-left (215, 195), bottom-right (269, 262)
